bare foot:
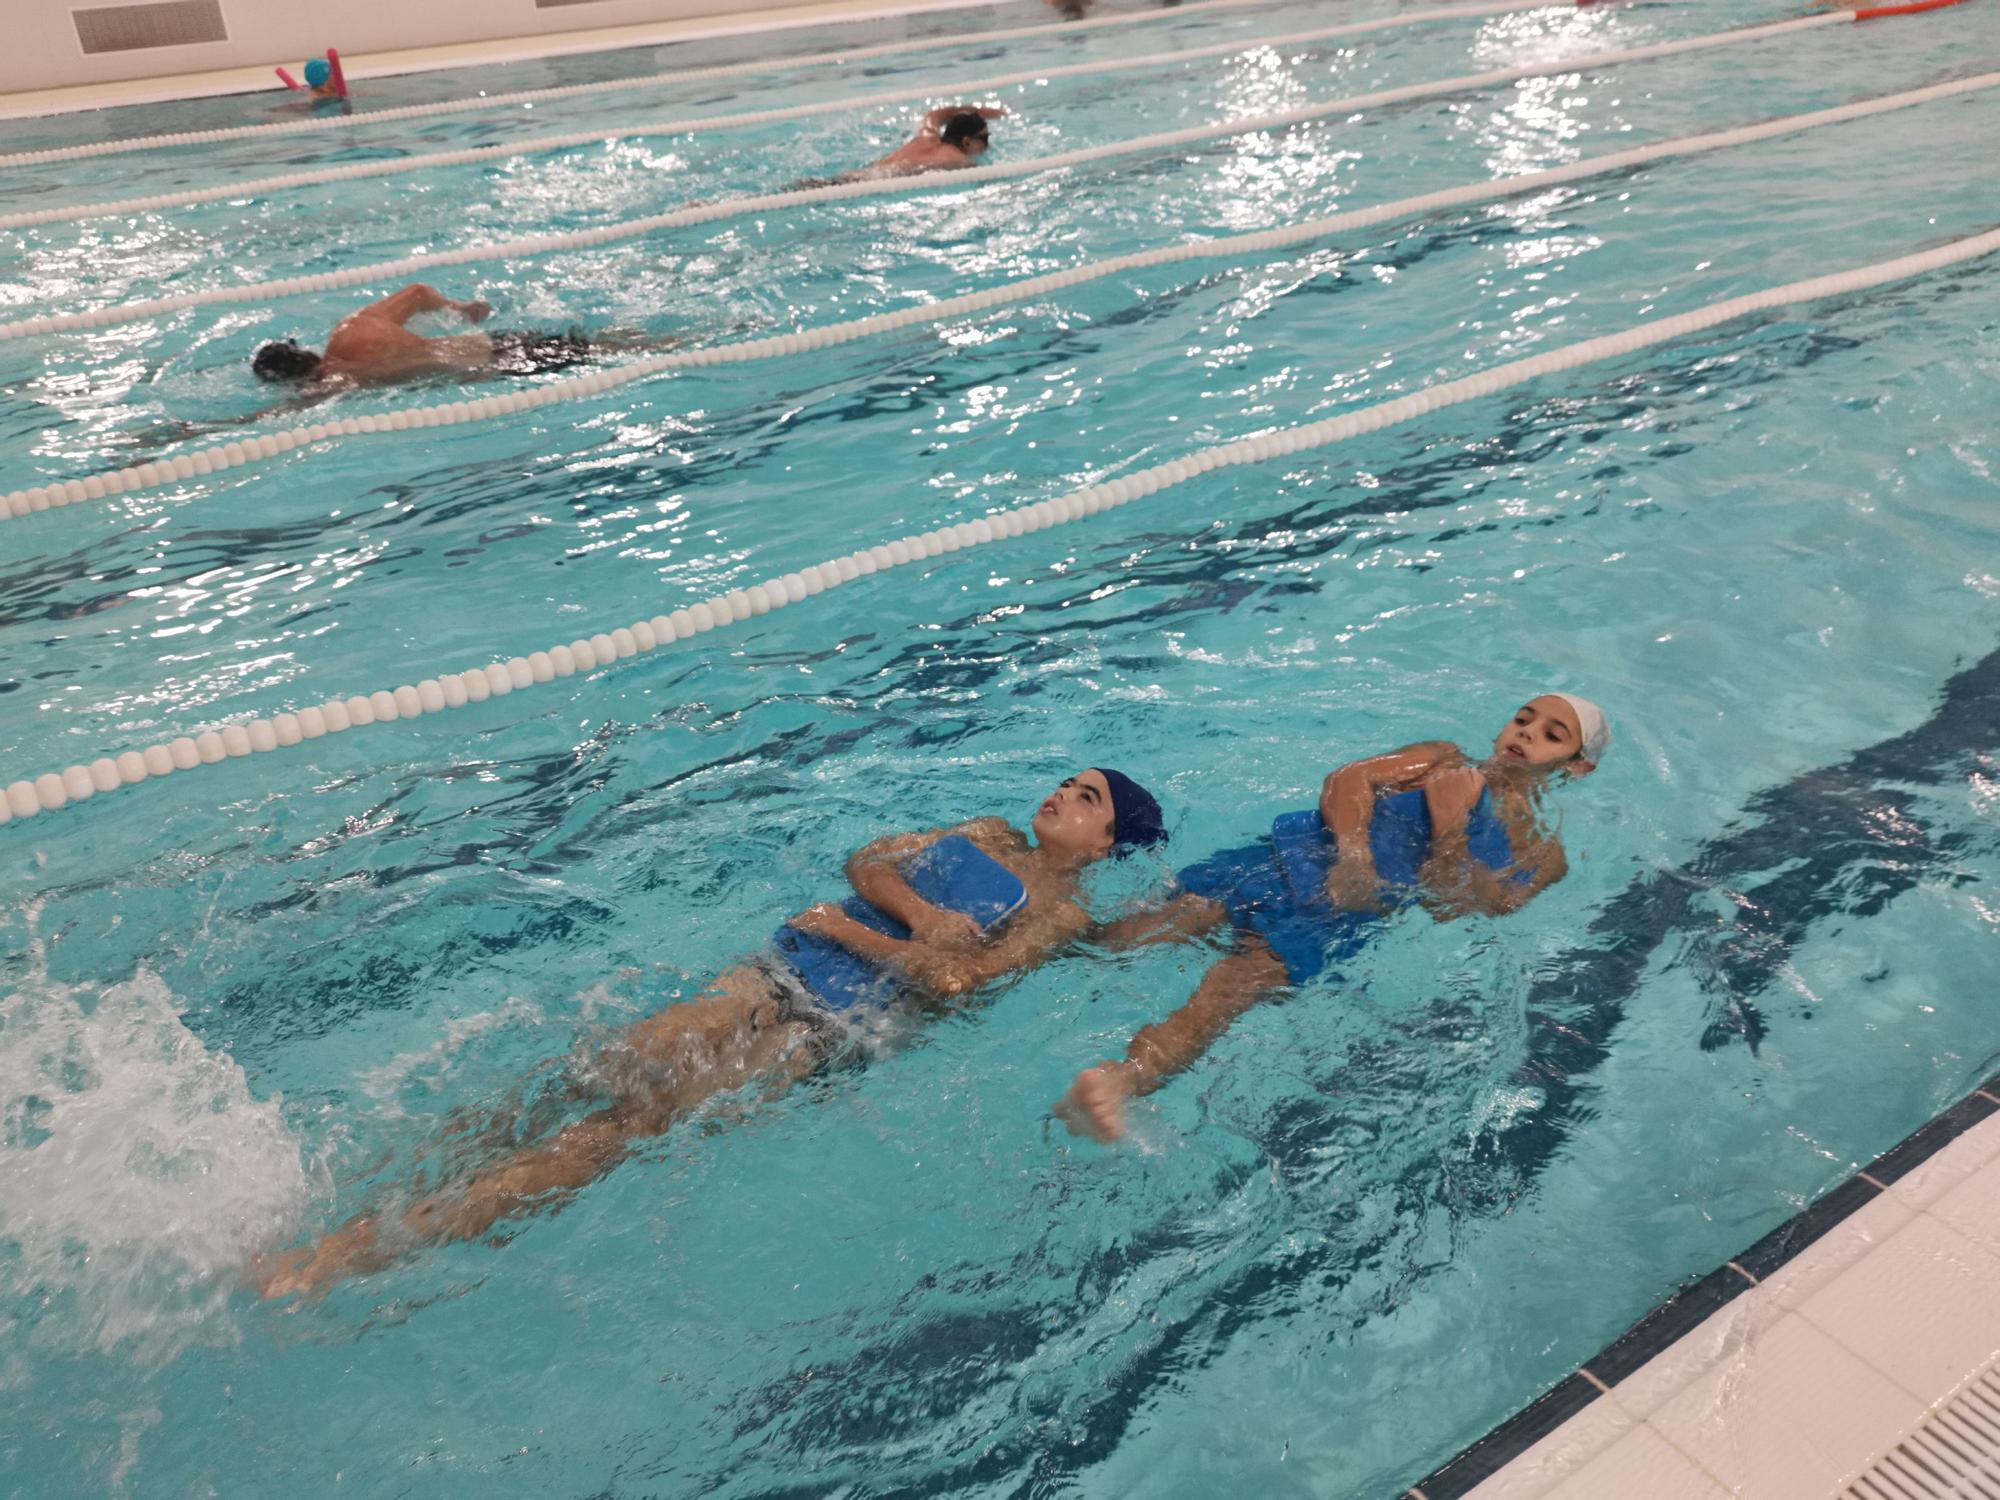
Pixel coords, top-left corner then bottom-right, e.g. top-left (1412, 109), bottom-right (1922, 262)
top-left (1054, 1063), bottom-right (1135, 1144)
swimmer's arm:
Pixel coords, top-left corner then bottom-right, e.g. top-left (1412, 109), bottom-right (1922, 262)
top-left (1080, 943), bottom-right (1289, 1105)
top-left (1085, 893), bottom-right (1230, 950)
top-left (845, 825), bottom-right (953, 933)
top-left (1319, 741), bottom-right (1456, 904)
top-left (125, 388), bottom-right (333, 445)
top-left (366, 284), bottom-right (492, 326)
top-left (902, 905), bottom-right (1085, 1000)
top-left (1318, 740), bottom-right (1457, 838)
top-left (794, 906), bottom-right (998, 997)
top-left (845, 817), bottom-right (1021, 942)
top-left (1423, 835), bottom-right (1567, 920)
top-left (920, 103), bottom-right (1007, 132)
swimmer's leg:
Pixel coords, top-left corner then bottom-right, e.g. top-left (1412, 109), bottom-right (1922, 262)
top-left (257, 969), bottom-right (820, 1299)
top-left (408, 973), bottom-right (821, 1236)
top-left (1055, 931), bottom-right (1290, 1145)
top-left (583, 327), bottom-right (683, 358)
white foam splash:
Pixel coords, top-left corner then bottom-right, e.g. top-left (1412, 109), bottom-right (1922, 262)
top-left (0, 962), bottom-right (311, 1364)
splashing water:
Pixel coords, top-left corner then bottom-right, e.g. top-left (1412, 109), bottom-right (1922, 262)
top-left (0, 959), bottom-right (312, 1367)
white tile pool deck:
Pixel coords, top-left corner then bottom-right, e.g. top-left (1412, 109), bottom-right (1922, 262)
top-left (1433, 1090), bottom-right (2000, 1499)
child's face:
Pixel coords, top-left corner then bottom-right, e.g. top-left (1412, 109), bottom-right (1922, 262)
top-left (1032, 771), bottom-right (1117, 860)
top-left (1493, 696), bottom-right (1585, 770)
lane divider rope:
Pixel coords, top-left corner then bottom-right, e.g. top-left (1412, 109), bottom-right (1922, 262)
top-left (0, 2), bottom-right (1564, 234)
top-left (0, 0), bottom-right (1330, 170)
top-left (5, 218), bottom-right (1995, 824)
top-left (5, 69), bottom-right (1990, 525)
top-left (0, 11), bottom-right (1852, 343)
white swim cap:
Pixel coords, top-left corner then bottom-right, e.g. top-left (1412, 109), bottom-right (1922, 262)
top-left (1550, 693), bottom-right (1611, 765)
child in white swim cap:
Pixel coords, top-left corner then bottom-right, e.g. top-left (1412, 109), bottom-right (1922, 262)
top-left (1500, 693), bottom-right (1610, 772)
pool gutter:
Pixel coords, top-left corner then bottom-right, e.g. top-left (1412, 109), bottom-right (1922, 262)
top-left (1406, 1071), bottom-right (2000, 1497)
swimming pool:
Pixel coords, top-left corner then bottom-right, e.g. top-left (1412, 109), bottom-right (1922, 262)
top-left (2, 0), bottom-right (1997, 1492)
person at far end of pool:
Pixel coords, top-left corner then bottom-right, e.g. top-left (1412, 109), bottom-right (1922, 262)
top-left (255, 766), bottom-right (1167, 1300)
top-left (1054, 693), bottom-right (1611, 1146)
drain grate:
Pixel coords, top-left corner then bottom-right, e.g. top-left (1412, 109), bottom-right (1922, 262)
top-left (1845, 1363), bottom-right (2000, 1499)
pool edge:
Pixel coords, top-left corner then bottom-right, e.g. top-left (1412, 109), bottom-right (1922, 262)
top-left (1402, 1070), bottom-right (2000, 1499)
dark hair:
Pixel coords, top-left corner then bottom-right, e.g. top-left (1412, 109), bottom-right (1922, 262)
top-left (939, 111), bottom-right (990, 150)
top-left (252, 340), bottom-right (323, 382)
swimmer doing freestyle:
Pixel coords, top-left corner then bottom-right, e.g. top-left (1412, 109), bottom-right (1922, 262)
top-left (820, 104), bottom-right (1006, 183)
top-left (1056, 694), bottom-right (1610, 1144)
top-left (248, 283), bottom-right (678, 391)
top-left (258, 767), bottom-right (1166, 1299)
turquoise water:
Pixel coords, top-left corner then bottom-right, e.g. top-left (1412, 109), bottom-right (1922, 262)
top-left (2, 0), bottom-right (1998, 1493)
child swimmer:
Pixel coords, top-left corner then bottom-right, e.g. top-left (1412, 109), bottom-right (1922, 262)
top-left (1056, 694), bottom-right (1610, 1144)
top-left (258, 767), bottom-right (1166, 1298)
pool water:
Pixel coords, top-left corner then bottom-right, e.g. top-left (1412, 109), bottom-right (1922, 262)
top-left (2, 0), bottom-right (1998, 1493)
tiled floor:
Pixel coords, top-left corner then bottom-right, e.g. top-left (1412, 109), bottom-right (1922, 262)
top-left (1454, 1102), bottom-right (2000, 1499)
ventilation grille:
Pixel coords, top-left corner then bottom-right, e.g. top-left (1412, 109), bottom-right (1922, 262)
top-left (1845, 1364), bottom-right (2000, 1499)
top-left (72, 0), bottom-right (227, 53)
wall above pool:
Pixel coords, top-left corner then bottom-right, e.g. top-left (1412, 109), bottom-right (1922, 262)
top-left (5, 0), bottom-right (984, 98)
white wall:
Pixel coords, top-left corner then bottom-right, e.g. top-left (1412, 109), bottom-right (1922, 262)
top-left (3, 0), bottom-right (816, 95)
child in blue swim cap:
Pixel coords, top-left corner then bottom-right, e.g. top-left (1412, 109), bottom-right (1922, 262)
top-left (258, 766), bottom-right (1165, 1297)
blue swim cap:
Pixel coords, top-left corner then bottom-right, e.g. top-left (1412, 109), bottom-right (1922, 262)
top-left (1093, 768), bottom-right (1165, 855)
top-left (304, 58), bottom-right (331, 88)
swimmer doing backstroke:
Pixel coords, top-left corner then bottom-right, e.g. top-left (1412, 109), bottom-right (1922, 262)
top-left (257, 766), bottom-right (1167, 1298)
top-left (1056, 694), bottom-right (1610, 1143)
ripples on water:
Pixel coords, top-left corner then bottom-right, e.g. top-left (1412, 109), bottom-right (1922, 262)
top-left (2, 0), bottom-right (1998, 1493)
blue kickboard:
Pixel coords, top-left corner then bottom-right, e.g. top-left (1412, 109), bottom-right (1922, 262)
top-left (772, 834), bottom-right (1028, 1011)
top-left (1269, 787), bottom-right (1517, 913)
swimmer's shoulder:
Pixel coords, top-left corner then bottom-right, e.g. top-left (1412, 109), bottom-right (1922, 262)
top-left (1002, 891), bottom-right (1091, 954)
top-left (1045, 895), bottom-right (1093, 940)
top-left (951, 816), bottom-right (1028, 857)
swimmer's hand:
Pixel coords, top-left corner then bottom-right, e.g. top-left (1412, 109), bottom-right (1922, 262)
top-left (457, 299), bottom-right (493, 324)
top-left (1422, 766), bottom-right (1485, 835)
top-left (252, 1217), bottom-right (380, 1301)
top-left (897, 950), bottom-right (979, 998)
top-left (790, 902), bottom-right (855, 940)
top-left (1054, 1062), bottom-right (1138, 1144)
top-left (1324, 853), bottom-right (1382, 913)
top-left (908, 907), bottom-right (982, 947)
top-left (793, 905), bottom-right (980, 994)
